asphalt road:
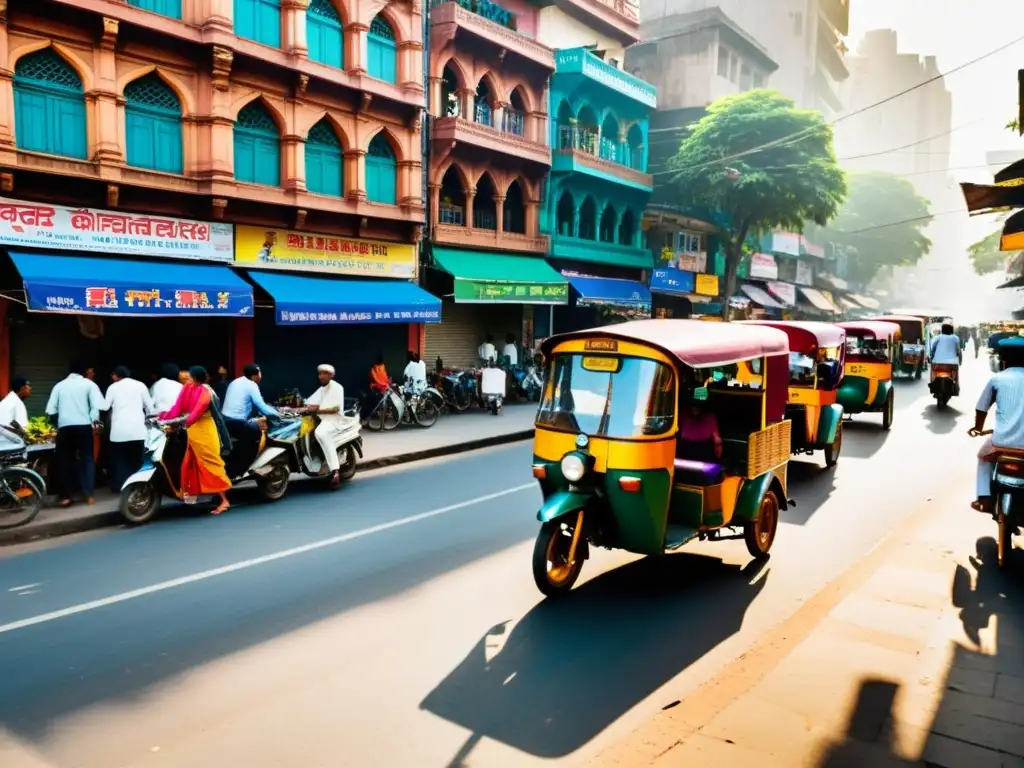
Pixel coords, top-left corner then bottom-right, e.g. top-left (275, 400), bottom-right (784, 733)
top-left (0, 360), bottom-right (987, 768)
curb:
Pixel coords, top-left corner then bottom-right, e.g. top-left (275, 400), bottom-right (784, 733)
top-left (0, 428), bottom-right (535, 548)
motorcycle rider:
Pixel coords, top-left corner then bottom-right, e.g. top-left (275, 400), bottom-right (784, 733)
top-left (929, 323), bottom-right (962, 392)
top-left (306, 364), bottom-right (346, 488)
top-left (221, 363), bottom-right (279, 472)
top-left (969, 337), bottom-right (1024, 514)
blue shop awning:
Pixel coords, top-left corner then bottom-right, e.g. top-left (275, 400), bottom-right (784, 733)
top-left (247, 271), bottom-right (441, 325)
top-left (568, 275), bottom-right (651, 308)
top-left (9, 250), bottom-right (253, 316)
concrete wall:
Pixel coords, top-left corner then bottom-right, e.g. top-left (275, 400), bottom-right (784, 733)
top-left (537, 7), bottom-right (625, 63)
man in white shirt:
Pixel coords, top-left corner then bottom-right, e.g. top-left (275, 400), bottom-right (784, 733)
top-left (46, 361), bottom-right (105, 506)
top-left (502, 334), bottom-right (519, 366)
top-left (403, 351), bottom-right (428, 394)
top-left (306, 364), bottom-right (346, 487)
top-left (478, 335), bottom-right (496, 365)
top-left (0, 377), bottom-right (31, 437)
top-left (104, 365), bottom-right (155, 492)
top-left (970, 338), bottom-right (1024, 513)
top-left (929, 324), bottom-right (962, 365)
top-left (151, 363), bottom-right (184, 415)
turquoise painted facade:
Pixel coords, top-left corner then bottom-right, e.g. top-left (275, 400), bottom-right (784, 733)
top-left (543, 47), bottom-right (657, 270)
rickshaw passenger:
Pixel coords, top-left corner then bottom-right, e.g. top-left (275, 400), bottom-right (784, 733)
top-left (677, 387), bottom-right (723, 463)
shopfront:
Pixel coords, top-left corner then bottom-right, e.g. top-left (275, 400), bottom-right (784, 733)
top-left (0, 199), bottom-right (244, 413)
top-left (425, 248), bottom-right (568, 369)
top-left (232, 225), bottom-right (438, 398)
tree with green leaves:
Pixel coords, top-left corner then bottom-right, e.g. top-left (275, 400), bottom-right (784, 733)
top-left (669, 90), bottom-right (846, 315)
top-left (805, 171), bottom-right (932, 288)
top-left (968, 219), bottom-right (1024, 276)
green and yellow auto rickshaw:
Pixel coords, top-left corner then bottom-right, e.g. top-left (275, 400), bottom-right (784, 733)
top-left (836, 320), bottom-right (901, 430)
top-left (745, 321), bottom-right (846, 467)
top-left (530, 319), bottom-right (794, 597)
top-left (874, 315), bottom-right (926, 379)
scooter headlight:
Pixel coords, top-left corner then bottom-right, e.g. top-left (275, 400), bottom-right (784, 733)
top-left (560, 453), bottom-right (586, 483)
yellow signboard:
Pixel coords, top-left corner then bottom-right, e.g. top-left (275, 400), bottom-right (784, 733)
top-left (582, 356), bottom-right (621, 372)
top-left (234, 225), bottom-right (416, 278)
top-left (695, 273), bottom-right (719, 296)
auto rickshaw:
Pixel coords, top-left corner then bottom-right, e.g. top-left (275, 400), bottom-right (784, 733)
top-left (836, 320), bottom-right (901, 430)
top-left (744, 321), bottom-right (846, 467)
top-left (530, 319), bottom-right (793, 597)
top-left (888, 309), bottom-right (951, 372)
top-left (874, 315), bottom-right (926, 379)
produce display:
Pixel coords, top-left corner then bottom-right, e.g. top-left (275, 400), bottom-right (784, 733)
top-left (24, 416), bottom-right (55, 445)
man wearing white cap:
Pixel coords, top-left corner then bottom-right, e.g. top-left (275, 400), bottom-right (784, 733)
top-left (307, 364), bottom-right (345, 486)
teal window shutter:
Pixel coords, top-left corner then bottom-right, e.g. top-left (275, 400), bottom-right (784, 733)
top-left (235, 0), bottom-right (281, 47)
top-left (365, 134), bottom-right (396, 204)
top-left (13, 49), bottom-right (87, 159)
top-left (124, 74), bottom-right (183, 173)
top-left (127, 0), bottom-right (182, 19)
top-left (367, 16), bottom-right (397, 84)
top-left (234, 101), bottom-right (280, 186)
top-left (305, 119), bottom-right (343, 196)
top-left (307, 0), bottom-right (344, 69)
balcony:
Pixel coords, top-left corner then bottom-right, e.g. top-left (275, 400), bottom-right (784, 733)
top-left (816, 16), bottom-right (850, 81)
top-left (432, 115), bottom-right (550, 166)
top-left (553, 48), bottom-right (656, 108)
top-left (550, 234), bottom-right (651, 269)
top-left (820, 0), bottom-right (850, 35)
top-left (434, 221), bottom-right (549, 254)
top-left (431, 1), bottom-right (554, 70)
top-left (551, 126), bottom-right (652, 190)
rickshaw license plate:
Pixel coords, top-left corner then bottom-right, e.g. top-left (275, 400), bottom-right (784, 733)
top-left (585, 339), bottom-right (618, 352)
top-left (582, 356), bottom-right (620, 372)
top-left (847, 363), bottom-right (869, 375)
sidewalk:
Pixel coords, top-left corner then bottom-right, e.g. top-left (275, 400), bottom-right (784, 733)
top-left (0, 404), bottom-right (536, 546)
top-left (594, 467), bottom-right (1024, 767)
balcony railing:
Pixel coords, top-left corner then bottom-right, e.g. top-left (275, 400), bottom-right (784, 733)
top-left (473, 210), bottom-right (497, 229)
top-left (557, 125), bottom-right (644, 171)
top-left (432, 0), bottom-right (517, 30)
top-left (474, 102), bottom-right (493, 126)
top-left (502, 108), bottom-right (525, 137)
top-left (439, 204), bottom-right (465, 225)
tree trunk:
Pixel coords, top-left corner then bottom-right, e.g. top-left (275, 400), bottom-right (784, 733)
top-left (720, 223), bottom-right (750, 321)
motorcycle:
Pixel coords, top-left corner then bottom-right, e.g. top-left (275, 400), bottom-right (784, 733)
top-left (0, 425), bottom-right (46, 530)
top-left (929, 363), bottom-right (959, 408)
top-left (481, 364), bottom-right (505, 415)
top-left (975, 429), bottom-right (1022, 568)
top-left (119, 415), bottom-right (294, 525)
top-left (437, 369), bottom-right (478, 412)
top-left (266, 401), bottom-right (363, 484)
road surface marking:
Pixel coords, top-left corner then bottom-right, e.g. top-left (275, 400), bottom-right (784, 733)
top-left (0, 483), bottom-right (536, 636)
top-left (7, 583), bottom-right (40, 592)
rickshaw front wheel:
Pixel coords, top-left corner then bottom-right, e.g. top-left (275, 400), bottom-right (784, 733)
top-left (882, 390), bottom-right (895, 431)
top-left (532, 519), bottom-right (584, 597)
top-left (744, 490), bottom-right (780, 558)
top-left (825, 421), bottom-right (842, 468)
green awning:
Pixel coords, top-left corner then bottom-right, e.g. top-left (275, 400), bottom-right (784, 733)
top-left (432, 248), bottom-right (569, 304)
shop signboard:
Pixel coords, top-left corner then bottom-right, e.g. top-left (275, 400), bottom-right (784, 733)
top-left (695, 273), bottom-right (719, 296)
top-left (771, 232), bottom-right (801, 257)
top-left (767, 281), bottom-right (797, 306)
top-left (676, 251), bottom-right (707, 272)
top-left (795, 259), bottom-right (814, 286)
top-left (277, 305), bottom-right (439, 325)
top-left (650, 268), bottom-right (695, 295)
top-left (454, 279), bottom-right (568, 304)
top-left (234, 225), bottom-right (416, 278)
top-left (749, 253), bottom-right (778, 280)
top-left (0, 197), bottom-right (233, 261)
top-left (27, 283), bottom-right (253, 317)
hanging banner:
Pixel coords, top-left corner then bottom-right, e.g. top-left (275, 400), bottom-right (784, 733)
top-left (795, 259), bottom-right (814, 286)
top-left (454, 279), bottom-right (568, 304)
top-left (0, 197), bottom-right (232, 261)
top-left (767, 281), bottom-right (797, 306)
top-left (750, 253), bottom-right (778, 280)
top-left (234, 225), bottom-right (416, 278)
top-left (695, 274), bottom-right (719, 296)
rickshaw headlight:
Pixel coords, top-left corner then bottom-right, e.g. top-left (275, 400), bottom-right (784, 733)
top-left (561, 453), bottom-right (586, 483)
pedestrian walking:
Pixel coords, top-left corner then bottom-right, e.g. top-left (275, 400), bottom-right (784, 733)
top-left (104, 365), bottom-right (155, 493)
top-left (46, 361), bottom-right (104, 507)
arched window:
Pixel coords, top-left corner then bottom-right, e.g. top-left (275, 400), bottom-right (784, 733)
top-left (626, 123), bottom-right (645, 171)
top-left (474, 174), bottom-right (497, 230)
top-left (307, 0), bottom-right (343, 69)
top-left (124, 74), bottom-right (182, 174)
top-left (474, 78), bottom-right (493, 126)
top-left (556, 190), bottom-right (575, 237)
top-left (235, 0), bottom-right (281, 48)
top-left (14, 49), bottom-right (86, 159)
top-left (618, 209), bottom-right (636, 246)
top-left (599, 204), bottom-right (616, 243)
top-left (503, 88), bottom-right (527, 136)
top-left (578, 197), bottom-right (596, 240)
top-left (365, 133), bottom-right (397, 204)
top-left (128, 0), bottom-right (182, 19)
top-left (367, 15), bottom-right (397, 84)
top-left (600, 113), bottom-right (620, 163)
top-left (441, 65), bottom-right (460, 118)
top-left (305, 119), bottom-right (343, 197)
top-left (555, 100), bottom-right (574, 150)
top-left (503, 179), bottom-right (525, 234)
top-left (439, 165), bottom-right (466, 225)
top-left (575, 105), bottom-right (599, 155)
top-left (234, 101), bottom-right (280, 186)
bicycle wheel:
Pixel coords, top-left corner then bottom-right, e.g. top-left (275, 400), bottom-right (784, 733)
top-left (0, 468), bottom-right (44, 529)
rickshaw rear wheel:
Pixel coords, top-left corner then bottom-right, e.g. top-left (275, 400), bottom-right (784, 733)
top-left (825, 421), bottom-right (842, 468)
top-left (915, 365), bottom-right (923, 380)
top-left (744, 490), bottom-right (780, 558)
top-left (882, 391), bottom-right (894, 431)
top-left (532, 519), bottom-right (584, 597)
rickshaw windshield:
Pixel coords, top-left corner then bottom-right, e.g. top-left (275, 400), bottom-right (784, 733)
top-left (789, 352), bottom-right (815, 386)
top-left (537, 353), bottom-right (676, 438)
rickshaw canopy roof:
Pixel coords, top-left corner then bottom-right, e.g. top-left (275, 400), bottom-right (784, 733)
top-left (888, 308), bottom-right (950, 321)
top-left (837, 320), bottom-right (902, 341)
top-left (741, 320), bottom-right (846, 351)
top-left (873, 315), bottom-right (926, 340)
top-left (542, 319), bottom-right (790, 368)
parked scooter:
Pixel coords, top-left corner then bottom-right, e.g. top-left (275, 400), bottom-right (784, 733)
top-left (119, 415), bottom-right (293, 525)
top-left (481, 362), bottom-right (506, 415)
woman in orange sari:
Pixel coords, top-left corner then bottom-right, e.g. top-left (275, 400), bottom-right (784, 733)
top-left (160, 366), bottom-right (232, 514)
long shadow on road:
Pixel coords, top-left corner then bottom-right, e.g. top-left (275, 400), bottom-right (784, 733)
top-left (421, 554), bottom-right (769, 760)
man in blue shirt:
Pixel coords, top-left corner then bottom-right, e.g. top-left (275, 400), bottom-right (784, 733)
top-left (46, 360), bottom-right (104, 507)
top-left (970, 338), bottom-right (1024, 513)
top-left (221, 363), bottom-right (278, 472)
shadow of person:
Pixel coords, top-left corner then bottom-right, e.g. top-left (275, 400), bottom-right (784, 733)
top-left (952, 536), bottom-right (1019, 647)
top-left (421, 554), bottom-right (768, 761)
top-left (817, 678), bottom-right (916, 766)
top-left (922, 402), bottom-right (962, 435)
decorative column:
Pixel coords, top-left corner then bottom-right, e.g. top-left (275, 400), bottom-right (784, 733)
top-left (0, 1), bottom-right (14, 152)
top-left (428, 76), bottom-right (442, 118)
top-left (525, 199), bottom-right (539, 237)
top-left (398, 40), bottom-right (423, 91)
top-left (346, 22), bottom-right (368, 75)
top-left (427, 182), bottom-right (440, 231)
top-left (283, 0), bottom-right (309, 57)
top-left (346, 148), bottom-right (366, 200)
top-left (282, 134), bottom-right (304, 191)
top-left (493, 100), bottom-right (508, 132)
top-left (199, 46), bottom-right (235, 181)
top-left (92, 18), bottom-right (122, 164)
top-left (457, 88), bottom-right (474, 121)
top-left (199, 0), bottom-right (233, 32)
top-left (494, 193), bottom-right (505, 233)
top-left (463, 188), bottom-right (475, 230)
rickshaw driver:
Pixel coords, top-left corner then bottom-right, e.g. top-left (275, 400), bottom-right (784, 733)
top-left (969, 338), bottom-right (1024, 514)
top-left (676, 383), bottom-right (723, 463)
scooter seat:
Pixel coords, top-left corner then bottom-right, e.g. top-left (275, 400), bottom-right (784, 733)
top-left (673, 459), bottom-right (725, 486)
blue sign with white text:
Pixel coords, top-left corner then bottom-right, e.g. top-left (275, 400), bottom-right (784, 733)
top-left (650, 268), bottom-right (696, 296)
